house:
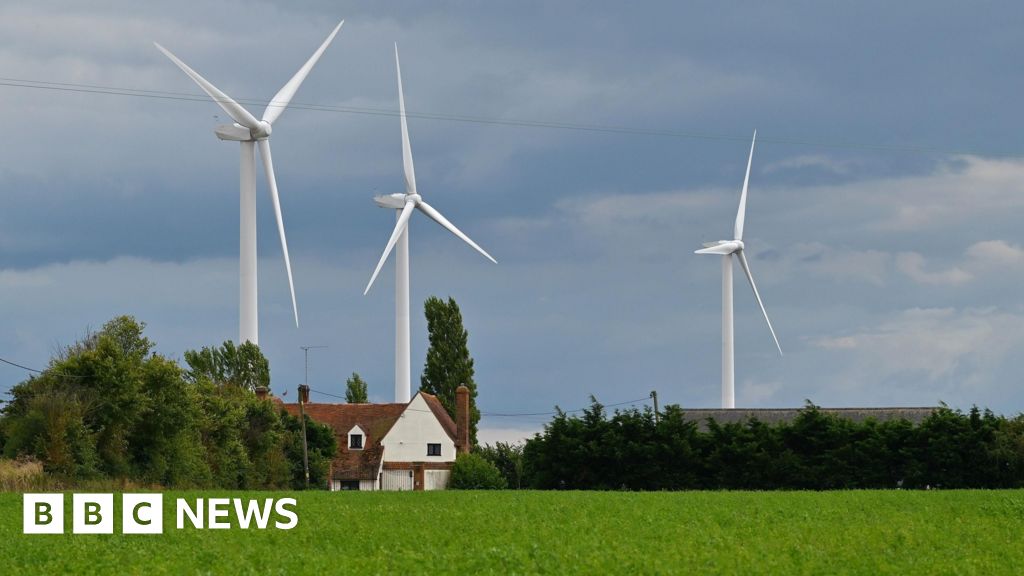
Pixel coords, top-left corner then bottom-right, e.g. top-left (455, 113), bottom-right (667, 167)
top-left (278, 385), bottom-right (471, 491)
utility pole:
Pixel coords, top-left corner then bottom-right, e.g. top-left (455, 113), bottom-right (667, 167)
top-left (298, 346), bottom-right (325, 489)
top-left (298, 383), bottom-right (311, 488)
top-left (650, 390), bottom-right (660, 424)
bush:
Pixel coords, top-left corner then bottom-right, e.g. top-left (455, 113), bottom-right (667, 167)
top-left (0, 457), bottom-right (46, 491)
top-left (450, 452), bottom-right (507, 489)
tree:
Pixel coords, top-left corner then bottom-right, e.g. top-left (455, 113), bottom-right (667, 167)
top-left (420, 296), bottom-right (480, 445)
top-left (184, 340), bottom-right (270, 391)
top-left (280, 408), bottom-right (337, 489)
top-left (476, 441), bottom-right (525, 489)
top-left (0, 316), bottom-right (335, 490)
top-left (3, 317), bottom-right (160, 479)
top-left (345, 373), bottom-right (368, 403)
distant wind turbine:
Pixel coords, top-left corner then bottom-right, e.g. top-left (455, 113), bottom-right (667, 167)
top-left (155, 20), bottom-right (344, 345)
top-left (695, 131), bottom-right (782, 409)
top-left (364, 44), bottom-right (497, 403)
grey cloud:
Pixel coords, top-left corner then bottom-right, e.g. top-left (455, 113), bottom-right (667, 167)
top-left (4, 1), bottom-right (1024, 427)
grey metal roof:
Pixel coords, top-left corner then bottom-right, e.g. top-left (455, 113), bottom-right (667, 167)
top-left (679, 407), bottom-right (938, 430)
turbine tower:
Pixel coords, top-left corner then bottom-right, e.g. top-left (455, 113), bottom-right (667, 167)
top-left (695, 131), bottom-right (782, 409)
top-left (155, 20), bottom-right (344, 345)
top-left (364, 44), bottom-right (497, 403)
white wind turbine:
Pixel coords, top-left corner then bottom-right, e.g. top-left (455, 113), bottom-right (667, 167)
top-left (364, 44), bottom-right (497, 403)
top-left (695, 131), bottom-right (782, 409)
top-left (154, 20), bottom-right (344, 345)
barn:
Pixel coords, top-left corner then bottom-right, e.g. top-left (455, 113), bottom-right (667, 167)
top-left (279, 386), bottom-right (471, 491)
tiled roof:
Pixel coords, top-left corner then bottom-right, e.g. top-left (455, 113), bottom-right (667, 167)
top-left (280, 401), bottom-right (407, 481)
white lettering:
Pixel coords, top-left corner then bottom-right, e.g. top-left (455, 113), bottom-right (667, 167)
top-left (233, 498), bottom-right (274, 529)
top-left (176, 498), bottom-right (203, 529)
top-left (208, 498), bottom-right (231, 529)
top-left (274, 498), bottom-right (298, 530)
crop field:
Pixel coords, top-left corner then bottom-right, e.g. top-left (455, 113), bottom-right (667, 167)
top-left (1, 490), bottom-right (1022, 574)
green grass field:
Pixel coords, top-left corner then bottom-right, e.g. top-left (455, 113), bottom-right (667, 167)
top-left (1, 490), bottom-right (1022, 574)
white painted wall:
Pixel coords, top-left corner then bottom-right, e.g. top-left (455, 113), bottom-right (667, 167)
top-left (381, 393), bottom-right (456, 463)
top-left (424, 470), bottom-right (450, 491)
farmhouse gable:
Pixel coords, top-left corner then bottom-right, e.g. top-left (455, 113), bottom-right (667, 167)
top-left (279, 387), bottom-right (470, 491)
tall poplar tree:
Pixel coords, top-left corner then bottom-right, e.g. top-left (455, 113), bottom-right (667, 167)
top-left (420, 296), bottom-right (480, 446)
top-left (345, 372), bottom-right (369, 403)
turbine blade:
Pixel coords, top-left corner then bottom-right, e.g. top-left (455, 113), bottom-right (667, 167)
top-left (365, 202), bottom-right (416, 294)
top-left (395, 44), bottom-right (417, 194)
top-left (734, 130), bottom-right (757, 241)
top-left (737, 250), bottom-right (782, 356)
top-left (256, 139), bottom-right (299, 327)
top-left (262, 20), bottom-right (344, 125)
top-left (153, 42), bottom-right (261, 130)
top-left (416, 201), bottom-right (497, 264)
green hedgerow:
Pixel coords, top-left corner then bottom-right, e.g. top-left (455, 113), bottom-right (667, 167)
top-left (450, 452), bottom-right (507, 489)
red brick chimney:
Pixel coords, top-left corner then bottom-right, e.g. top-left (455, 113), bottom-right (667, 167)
top-left (298, 384), bottom-right (310, 404)
top-left (255, 386), bottom-right (268, 400)
top-left (456, 385), bottom-right (471, 454)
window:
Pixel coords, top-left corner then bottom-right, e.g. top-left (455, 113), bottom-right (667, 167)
top-left (348, 425), bottom-right (366, 450)
top-left (427, 443), bottom-right (441, 456)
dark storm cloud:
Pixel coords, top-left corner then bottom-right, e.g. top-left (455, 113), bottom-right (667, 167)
top-left (2, 1), bottom-right (1024, 442)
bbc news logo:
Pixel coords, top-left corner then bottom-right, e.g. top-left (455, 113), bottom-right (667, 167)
top-left (23, 494), bottom-right (298, 534)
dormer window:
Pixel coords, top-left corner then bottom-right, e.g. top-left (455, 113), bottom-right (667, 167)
top-left (347, 425), bottom-right (366, 451)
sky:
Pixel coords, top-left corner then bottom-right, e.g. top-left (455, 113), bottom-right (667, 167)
top-left (1, 1), bottom-right (1023, 444)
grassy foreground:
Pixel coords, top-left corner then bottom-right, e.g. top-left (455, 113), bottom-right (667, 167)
top-left (1, 490), bottom-right (1022, 574)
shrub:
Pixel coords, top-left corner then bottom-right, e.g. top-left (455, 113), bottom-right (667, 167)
top-left (0, 457), bottom-right (46, 491)
top-left (450, 452), bottom-right (507, 489)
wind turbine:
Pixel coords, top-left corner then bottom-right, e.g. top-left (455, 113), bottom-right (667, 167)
top-left (154, 20), bottom-right (344, 345)
top-left (364, 44), bottom-right (497, 403)
top-left (695, 131), bottom-right (782, 409)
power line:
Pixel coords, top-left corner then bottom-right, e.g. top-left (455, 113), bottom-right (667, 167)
top-left (307, 386), bottom-right (651, 417)
top-left (0, 356), bottom-right (45, 373)
top-left (482, 396), bottom-right (653, 417)
top-left (0, 76), bottom-right (1015, 158)
top-left (0, 358), bottom-right (652, 417)
top-left (308, 387), bottom-right (348, 401)
top-left (0, 355), bottom-right (86, 379)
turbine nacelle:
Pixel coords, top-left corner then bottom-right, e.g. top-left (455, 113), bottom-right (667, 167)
top-left (695, 240), bottom-right (744, 255)
top-left (214, 121), bottom-right (272, 142)
top-left (373, 193), bottom-right (407, 209)
top-left (214, 123), bottom-right (251, 141)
